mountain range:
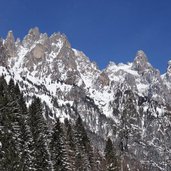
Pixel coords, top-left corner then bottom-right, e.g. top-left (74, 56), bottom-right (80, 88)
top-left (0, 27), bottom-right (171, 171)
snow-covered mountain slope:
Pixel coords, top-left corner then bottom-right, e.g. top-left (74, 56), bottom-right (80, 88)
top-left (1, 27), bottom-right (171, 170)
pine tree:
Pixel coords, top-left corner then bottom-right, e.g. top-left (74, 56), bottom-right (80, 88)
top-left (0, 76), bottom-right (8, 107)
top-left (19, 118), bottom-right (35, 171)
top-left (0, 76), bottom-right (107, 171)
top-left (104, 138), bottom-right (120, 171)
top-left (18, 95), bottom-right (35, 171)
top-left (50, 118), bottom-right (70, 171)
top-left (0, 77), bottom-right (24, 170)
top-left (74, 115), bottom-right (95, 171)
top-left (29, 97), bottom-right (51, 170)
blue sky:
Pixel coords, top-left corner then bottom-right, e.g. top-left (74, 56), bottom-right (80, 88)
top-left (0, 0), bottom-right (171, 73)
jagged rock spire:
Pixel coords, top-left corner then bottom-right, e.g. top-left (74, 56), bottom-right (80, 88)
top-left (134, 50), bottom-right (148, 64)
top-left (28, 27), bottom-right (40, 38)
top-left (6, 30), bottom-right (15, 43)
top-left (167, 60), bottom-right (171, 74)
top-left (132, 50), bottom-right (150, 72)
top-left (135, 50), bottom-right (148, 59)
top-left (22, 27), bottom-right (40, 48)
top-left (0, 38), bottom-right (7, 66)
top-left (50, 32), bottom-right (71, 49)
top-left (4, 30), bottom-right (16, 57)
top-left (165, 60), bottom-right (171, 82)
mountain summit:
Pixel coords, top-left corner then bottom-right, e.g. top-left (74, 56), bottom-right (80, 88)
top-left (132, 50), bottom-right (150, 72)
top-left (0, 28), bottom-right (171, 170)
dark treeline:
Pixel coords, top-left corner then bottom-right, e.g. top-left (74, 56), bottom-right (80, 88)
top-left (0, 76), bottom-right (120, 171)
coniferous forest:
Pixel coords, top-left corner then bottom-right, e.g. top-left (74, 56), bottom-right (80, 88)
top-left (0, 76), bottom-right (120, 171)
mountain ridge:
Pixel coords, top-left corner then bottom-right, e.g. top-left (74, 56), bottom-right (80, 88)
top-left (1, 27), bottom-right (171, 170)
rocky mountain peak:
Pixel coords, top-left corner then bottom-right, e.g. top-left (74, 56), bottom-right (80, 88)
top-left (4, 30), bottom-right (16, 57)
top-left (22, 27), bottom-right (40, 48)
top-left (6, 30), bottom-right (15, 42)
top-left (136, 50), bottom-right (148, 59)
top-left (133, 50), bottom-right (148, 64)
top-left (132, 50), bottom-right (151, 73)
top-left (163, 60), bottom-right (171, 82)
top-left (28, 27), bottom-right (40, 38)
top-left (62, 35), bottom-right (71, 49)
top-left (167, 60), bottom-right (171, 74)
top-left (50, 33), bottom-right (70, 48)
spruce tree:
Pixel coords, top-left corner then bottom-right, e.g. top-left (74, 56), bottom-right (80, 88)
top-left (29, 97), bottom-right (51, 170)
top-left (50, 118), bottom-right (70, 171)
top-left (19, 118), bottom-right (35, 171)
top-left (74, 115), bottom-right (95, 171)
top-left (0, 77), bottom-right (24, 170)
top-left (18, 95), bottom-right (35, 171)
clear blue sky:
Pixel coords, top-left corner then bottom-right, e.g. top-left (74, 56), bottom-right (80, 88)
top-left (0, 0), bottom-right (171, 73)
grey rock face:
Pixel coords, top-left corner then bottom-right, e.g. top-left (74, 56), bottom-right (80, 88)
top-left (4, 31), bottom-right (16, 57)
top-left (22, 27), bottom-right (40, 48)
top-left (132, 50), bottom-right (150, 72)
top-left (165, 60), bottom-right (171, 82)
top-left (94, 72), bottom-right (110, 88)
top-left (31, 43), bottom-right (46, 59)
top-left (0, 38), bottom-right (8, 66)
